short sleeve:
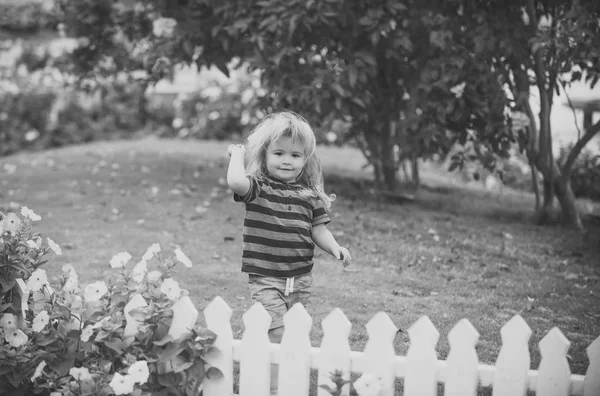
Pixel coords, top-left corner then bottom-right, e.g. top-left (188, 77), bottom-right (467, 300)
top-left (312, 199), bottom-right (330, 226)
top-left (233, 176), bottom-right (261, 203)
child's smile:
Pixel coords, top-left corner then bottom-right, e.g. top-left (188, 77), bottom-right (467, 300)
top-left (266, 136), bottom-right (306, 182)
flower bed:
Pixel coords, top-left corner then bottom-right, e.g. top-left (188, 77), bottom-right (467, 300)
top-left (0, 207), bottom-right (220, 396)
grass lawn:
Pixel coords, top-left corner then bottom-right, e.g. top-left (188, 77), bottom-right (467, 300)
top-left (1, 137), bottom-right (599, 388)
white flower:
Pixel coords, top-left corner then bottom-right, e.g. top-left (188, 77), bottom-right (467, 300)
top-left (63, 275), bottom-right (79, 292)
top-left (538, 14), bottom-right (552, 30)
top-left (47, 238), bottom-right (62, 255)
top-left (128, 360), bottom-right (150, 384)
top-left (142, 243), bottom-right (161, 261)
top-left (160, 278), bottom-right (182, 300)
top-left (5, 328), bottom-right (28, 347)
top-left (521, 7), bottom-right (530, 25)
top-left (26, 240), bottom-right (39, 249)
top-left (0, 313), bottom-right (18, 329)
top-left (83, 281), bottom-right (108, 302)
top-left (109, 373), bottom-right (135, 395)
top-left (21, 206), bottom-right (41, 221)
top-left (80, 325), bottom-right (94, 342)
top-left (353, 374), bottom-right (382, 396)
top-left (152, 17), bottom-right (177, 38)
top-left (110, 252), bottom-right (132, 268)
top-left (32, 310), bottom-right (50, 332)
top-left (26, 269), bottom-right (48, 292)
top-left (174, 248), bottom-right (192, 268)
top-left (450, 82), bottom-right (466, 98)
top-left (31, 361), bottom-right (46, 381)
top-left (132, 260), bottom-right (148, 283)
top-left (147, 270), bottom-right (162, 283)
top-left (69, 367), bottom-right (93, 382)
top-left (62, 264), bottom-right (77, 277)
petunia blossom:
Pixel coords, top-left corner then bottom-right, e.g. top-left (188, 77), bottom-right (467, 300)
top-left (21, 206), bottom-right (41, 221)
top-left (110, 251), bottom-right (132, 268)
top-left (80, 325), bottom-right (94, 342)
top-left (147, 270), bottom-right (162, 283)
top-left (26, 269), bottom-right (48, 292)
top-left (353, 374), bottom-right (382, 396)
top-left (174, 248), bottom-right (192, 268)
top-left (31, 360), bottom-right (46, 381)
top-left (83, 281), bottom-right (108, 302)
top-left (32, 310), bottom-right (50, 332)
top-left (109, 373), bottom-right (135, 395)
top-left (69, 367), bottom-right (93, 382)
top-left (0, 313), bottom-right (18, 330)
top-left (5, 328), bottom-right (28, 347)
top-left (26, 240), bottom-right (39, 249)
top-left (47, 238), bottom-right (62, 255)
top-left (128, 360), bottom-right (150, 384)
top-left (142, 243), bottom-right (161, 261)
top-left (160, 278), bottom-right (182, 301)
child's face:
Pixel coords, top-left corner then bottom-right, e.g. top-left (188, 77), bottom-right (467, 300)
top-left (265, 136), bottom-right (306, 182)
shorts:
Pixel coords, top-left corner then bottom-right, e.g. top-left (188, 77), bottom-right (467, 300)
top-left (248, 273), bottom-right (313, 330)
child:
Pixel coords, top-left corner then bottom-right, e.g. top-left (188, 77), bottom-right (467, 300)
top-left (227, 111), bottom-right (351, 393)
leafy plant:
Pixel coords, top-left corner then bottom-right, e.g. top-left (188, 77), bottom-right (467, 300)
top-left (0, 208), bottom-right (221, 396)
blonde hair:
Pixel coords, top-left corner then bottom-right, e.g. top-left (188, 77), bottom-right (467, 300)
top-left (244, 111), bottom-right (335, 211)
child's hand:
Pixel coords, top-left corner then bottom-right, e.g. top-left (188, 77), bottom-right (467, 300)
top-left (227, 144), bottom-right (245, 157)
top-left (335, 246), bottom-right (352, 268)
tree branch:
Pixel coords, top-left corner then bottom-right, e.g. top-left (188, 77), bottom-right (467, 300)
top-left (561, 120), bottom-right (600, 180)
top-left (559, 79), bottom-right (583, 141)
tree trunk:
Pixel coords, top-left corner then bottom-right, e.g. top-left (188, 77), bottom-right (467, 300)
top-left (411, 152), bottom-right (420, 189)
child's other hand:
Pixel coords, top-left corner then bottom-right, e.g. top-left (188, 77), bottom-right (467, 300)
top-left (227, 144), bottom-right (245, 157)
top-left (336, 246), bottom-right (352, 267)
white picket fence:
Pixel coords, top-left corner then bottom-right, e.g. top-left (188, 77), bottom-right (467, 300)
top-left (181, 296), bottom-right (600, 396)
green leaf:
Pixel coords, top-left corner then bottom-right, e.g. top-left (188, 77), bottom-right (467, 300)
top-left (159, 344), bottom-right (185, 362)
top-left (213, 60), bottom-right (230, 78)
top-left (206, 366), bottom-right (224, 380)
top-left (154, 334), bottom-right (174, 346)
top-left (331, 83), bottom-right (345, 97)
top-left (348, 66), bottom-right (358, 88)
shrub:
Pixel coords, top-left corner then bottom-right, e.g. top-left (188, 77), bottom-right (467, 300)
top-left (557, 145), bottom-right (600, 202)
top-left (0, 208), bottom-right (220, 396)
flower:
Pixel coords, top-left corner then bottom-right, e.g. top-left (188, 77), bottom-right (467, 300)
top-left (538, 14), bottom-right (552, 30)
top-left (62, 274), bottom-right (79, 292)
top-left (132, 260), bottom-right (148, 283)
top-left (32, 310), bottom-right (50, 332)
top-left (128, 360), bottom-right (150, 384)
top-left (174, 248), bottom-right (192, 268)
top-left (31, 360), bottom-right (46, 381)
top-left (83, 281), bottom-right (108, 302)
top-left (353, 374), bottom-right (382, 396)
top-left (62, 264), bottom-right (77, 277)
top-left (147, 270), bottom-right (162, 283)
top-left (109, 373), bottom-right (135, 395)
top-left (5, 328), bottom-right (28, 347)
top-left (142, 243), bottom-right (161, 261)
top-left (26, 268), bottom-right (48, 292)
top-left (152, 17), bottom-right (177, 38)
top-left (450, 82), bottom-right (466, 99)
top-left (160, 278), bottom-right (182, 300)
top-left (0, 313), bottom-right (18, 329)
top-left (21, 206), bottom-right (41, 221)
top-left (69, 367), bottom-right (93, 382)
top-left (110, 251), bottom-right (132, 268)
top-left (80, 325), bottom-right (94, 342)
top-left (47, 238), bottom-right (62, 255)
top-left (26, 240), bottom-right (39, 249)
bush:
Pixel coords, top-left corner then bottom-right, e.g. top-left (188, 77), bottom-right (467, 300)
top-left (0, 208), bottom-right (220, 396)
top-left (558, 145), bottom-right (600, 201)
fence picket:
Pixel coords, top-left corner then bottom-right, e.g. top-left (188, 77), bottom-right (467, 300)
top-left (167, 296), bottom-right (198, 340)
top-left (318, 308), bottom-right (352, 396)
top-left (203, 296), bottom-right (234, 396)
top-left (405, 316), bottom-right (440, 396)
top-left (239, 302), bottom-right (272, 396)
top-left (584, 336), bottom-right (600, 396)
top-left (445, 318), bottom-right (479, 396)
top-left (537, 327), bottom-right (571, 396)
top-left (363, 311), bottom-right (398, 396)
top-left (492, 315), bottom-right (532, 396)
top-left (278, 303), bottom-right (313, 396)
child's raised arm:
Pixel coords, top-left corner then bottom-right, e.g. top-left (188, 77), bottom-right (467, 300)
top-left (227, 144), bottom-right (250, 196)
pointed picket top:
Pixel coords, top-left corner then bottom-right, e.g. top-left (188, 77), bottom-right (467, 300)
top-left (492, 315), bottom-right (532, 396)
top-left (584, 335), bottom-right (600, 396)
top-left (363, 311), bottom-right (398, 396)
top-left (405, 316), bottom-right (440, 396)
top-left (168, 296), bottom-right (198, 340)
top-left (123, 294), bottom-right (148, 338)
top-left (203, 297), bottom-right (233, 396)
top-left (279, 303), bottom-right (313, 396)
top-left (318, 308), bottom-right (352, 396)
top-left (15, 278), bottom-right (29, 318)
top-left (239, 302), bottom-right (272, 396)
top-left (445, 319), bottom-right (479, 396)
top-left (537, 327), bottom-right (571, 396)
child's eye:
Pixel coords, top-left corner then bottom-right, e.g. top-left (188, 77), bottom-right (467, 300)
top-left (292, 154), bottom-right (301, 158)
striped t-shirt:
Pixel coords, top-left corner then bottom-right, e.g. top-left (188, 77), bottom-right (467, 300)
top-left (233, 175), bottom-right (330, 278)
